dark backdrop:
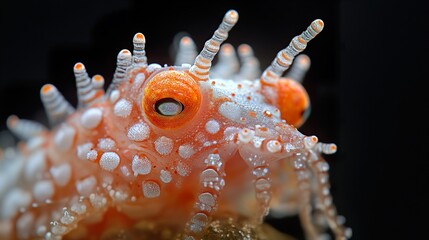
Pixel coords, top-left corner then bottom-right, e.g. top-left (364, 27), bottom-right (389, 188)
top-left (0, 0), bottom-right (427, 239)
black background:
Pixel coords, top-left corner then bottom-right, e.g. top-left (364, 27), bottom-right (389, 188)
top-left (0, 0), bottom-right (428, 239)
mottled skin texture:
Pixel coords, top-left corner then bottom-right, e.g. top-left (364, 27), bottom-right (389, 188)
top-left (0, 10), bottom-right (350, 240)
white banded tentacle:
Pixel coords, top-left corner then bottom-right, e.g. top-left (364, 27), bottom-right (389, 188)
top-left (40, 84), bottom-right (75, 126)
top-left (6, 115), bottom-right (47, 140)
top-left (106, 49), bottom-right (132, 95)
top-left (261, 19), bottom-right (324, 85)
top-left (189, 10), bottom-right (239, 81)
top-left (175, 36), bottom-right (197, 66)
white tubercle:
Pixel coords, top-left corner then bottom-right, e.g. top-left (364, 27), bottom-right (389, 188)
top-left (266, 140), bottom-right (282, 153)
top-left (218, 102), bottom-right (242, 122)
top-left (24, 150), bottom-right (46, 181)
top-left (114, 99), bottom-right (132, 117)
top-left (80, 108), bottom-right (103, 129)
top-left (142, 181), bottom-right (160, 198)
top-left (97, 138), bottom-right (116, 151)
top-left (50, 163), bottom-right (71, 187)
top-left (99, 152), bottom-right (121, 171)
top-left (178, 144), bottom-right (195, 159)
top-left (33, 180), bottom-right (55, 202)
top-left (127, 122), bottom-right (150, 141)
top-left (154, 136), bottom-right (173, 155)
top-left (132, 155), bottom-right (152, 176)
top-left (86, 150), bottom-right (98, 161)
top-left (160, 170), bottom-right (172, 183)
top-left (1, 188), bottom-right (32, 218)
top-left (238, 128), bottom-right (255, 143)
top-left (76, 142), bottom-right (93, 160)
top-left (109, 90), bottom-right (120, 103)
top-left (76, 176), bottom-right (97, 197)
top-left (205, 120), bottom-right (220, 134)
top-left (54, 124), bottom-right (76, 151)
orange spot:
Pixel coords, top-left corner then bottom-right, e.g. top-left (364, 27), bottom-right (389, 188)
top-left (211, 81), bottom-right (216, 85)
top-left (222, 44), bottom-right (233, 54)
top-left (311, 136), bottom-right (318, 142)
top-left (263, 110), bottom-right (272, 118)
top-left (237, 84), bottom-right (242, 89)
top-left (181, 36), bottom-right (191, 44)
top-left (121, 50), bottom-right (130, 54)
top-left (246, 96), bottom-right (252, 101)
top-left (231, 93), bottom-right (236, 97)
top-left (258, 127), bottom-right (267, 132)
top-left (331, 145), bottom-right (337, 151)
top-left (74, 63), bottom-right (83, 70)
top-left (248, 111), bottom-right (257, 118)
top-left (240, 117), bottom-right (246, 122)
top-left (93, 75), bottom-right (103, 81)
top-left (41, 84), bottom-right (53, 94)
top-left (239, 44), bottom-right (250, 53)
top-left (135, 33), bottom-right (144, 39)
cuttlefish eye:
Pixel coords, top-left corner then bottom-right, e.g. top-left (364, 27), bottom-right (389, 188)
top-left (155, 98), bottom-right (184, 116)
top-left (142, 70), bottom-right (201, 129)
top-left (277, 78), bottom-right (311, 128)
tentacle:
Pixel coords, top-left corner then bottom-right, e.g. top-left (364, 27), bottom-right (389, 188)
top-left (73, 63), bottom-right (99, 108)
top-left (308, 152), bottom-right (352, 240)
top-left (40, 84), bottom-right (75, 126)
top-left (210, 43), bottom-right (239, 79)
top-left (292, 153), bottom-right (321, 240)
top-left (234, 44), bottom-right (260, 81)
top-left (175, 36), bottom-right (197, 66)
top-left (244, 152), bottom-right (273, 223)
top-left (132, 33), bottom-right (147, 66)
top-left (183, 153), bottom-right (225, 239)
top-left (6, 115), bottom-right (47, 140)
top-left (189, 10), bottom-right (239, 81)
top-left (106, 49), bottom-right (132, 95)
top-left (285, 54), bottom-right (311, 83)
top-left (261, 19), bottom-right (324, 85)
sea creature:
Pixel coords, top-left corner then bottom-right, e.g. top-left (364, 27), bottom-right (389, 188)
top-left (0, 9), bottom-right (351, 240)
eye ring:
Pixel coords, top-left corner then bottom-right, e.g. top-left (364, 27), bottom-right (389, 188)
top-left (155, 98), bottom-right (184, 116)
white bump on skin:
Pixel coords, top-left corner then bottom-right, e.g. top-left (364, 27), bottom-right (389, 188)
top-left (267, 140), bottom-right (282, 153)
top-left (50, 163), bottom-right (71, 187)
top-left (80, 108), bottom-right (103, 129)
top-left (54, 124), bottom-right (76, 151)
top-left (114, 98), bottom-right (132, 117)
top-left (97, 138), bottom-right (116, 151)
top-left (238, 128), bottom-right (255, 143)
top-left (160, 170), bottom-right (172, 183)
top-left (86, 150), bottom-right (98, 161)
top-left (99, 152), bottom-right (120, 171)
top-left (16, 212), bottom-right (34, 239)
top-left (198, 192), bottom-right (215, 207)
top-left (1, 189), bottom-right (32, 218)
top-left (24, 150), bottom-right (46, 181)
top-left (127, 122), bottom-right (150, 141)
top-left (142, 181), bottom-right (160, 198)
top-left (205, 119), bottom-right (220, 134)
top-left (218, 102), bottom-right (242, 122)
top-left (132, 155), bottom-right (152, 176)
top-left (109, 90), bottom-right (120, 103)
top-left (76, 142), bottom-right (93, 160)
top-left (33, 180), bottom-right (55, 202)
top-left (178, 144), bottom-right (195, 159)
top-left (154, 136), bottom-right (173, 155)
top-left (176, 161), bottom-right (189, 176)
top-left (76, 176), bottom-right (97, 197)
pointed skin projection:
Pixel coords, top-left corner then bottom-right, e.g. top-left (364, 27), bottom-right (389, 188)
top-left (0, 10), bottom-right (350, 240)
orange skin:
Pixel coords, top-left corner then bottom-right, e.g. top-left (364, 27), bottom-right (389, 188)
top-left (277, 77), bottom-right (311, 128)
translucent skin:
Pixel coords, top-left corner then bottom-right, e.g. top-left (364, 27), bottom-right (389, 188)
top-left (0, 10), bottom-right (350, 240)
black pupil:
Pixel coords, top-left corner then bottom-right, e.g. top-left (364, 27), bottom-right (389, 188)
top-left (155, 98), bottom-right (184, 116)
